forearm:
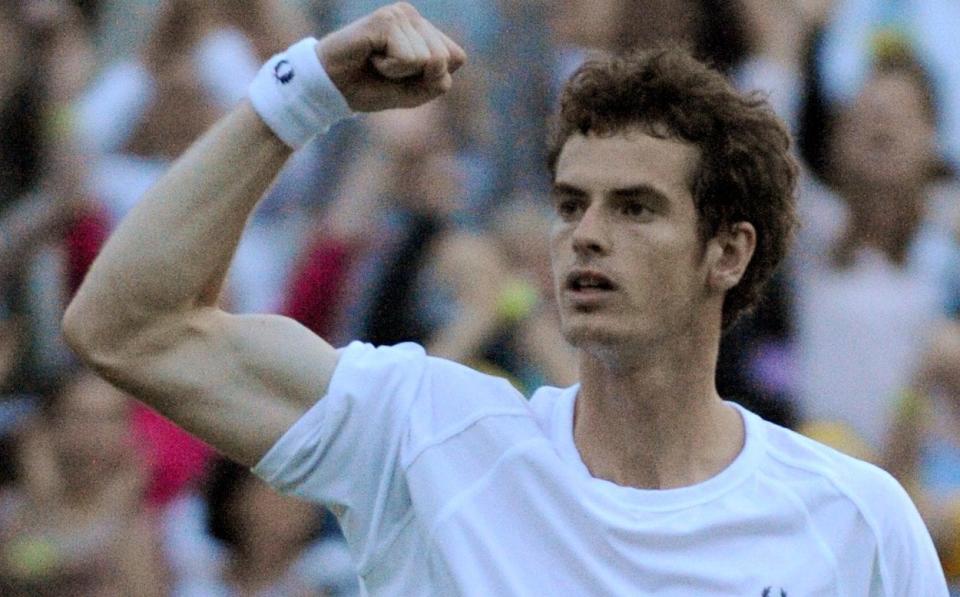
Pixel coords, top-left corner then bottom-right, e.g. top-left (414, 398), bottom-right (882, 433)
top-left (65, 101), bottom-right (290, 347)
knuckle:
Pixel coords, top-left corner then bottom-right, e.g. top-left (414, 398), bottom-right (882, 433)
top-left (393, 2), bottom-right (418, 16)
top-left (425, 55), bottom-right (447, 73)
top-left (370, 7), bottom-right (395, 27)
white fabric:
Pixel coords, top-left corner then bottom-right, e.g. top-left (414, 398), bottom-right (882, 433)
top-left (248, 37), bottom-right (353, 149)
top-left (254, 342), bottom-right (947, 596)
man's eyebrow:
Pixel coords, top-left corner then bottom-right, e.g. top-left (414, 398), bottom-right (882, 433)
top-left (610, 184), bottom-right (673, 212)
top-left (550, 183), bottom-right (587, 197)
top-left (609, 184), bottom-right (670, 201)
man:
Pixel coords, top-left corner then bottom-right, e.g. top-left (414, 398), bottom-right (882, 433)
top-left (63, 3), bottom-right (947, 594)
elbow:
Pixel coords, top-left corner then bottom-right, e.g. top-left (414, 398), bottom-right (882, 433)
top-left (62, 291), bottom-right (135, 373)
top-left (62, 297), bottom-right (110, 368)
top-left (62, 296), bottom-right (87, 353)
top-left (63, 296), bottom-right (211, 375)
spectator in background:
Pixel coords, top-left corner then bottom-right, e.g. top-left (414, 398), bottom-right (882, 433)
top-left (792, 47), bottom-right (960, 459)
top-left (77, 0), bottom-right (315, 314)
top-left (77, 0), bottom-right (305, 161)
top-left (727, 3), bottom-right (960, 441)
top-left (0, 313), bottom-right (32, 491)
top-left (164, 458), bottom-right (358, 596)
top-left (818, 0), bottom-right (960, 170)
top-left (0, 372), bottom-right (168, 596)
top-left (548, 0), bottom-right (748, 91)
top-left (884, 321), bottom-right (960, 592)
top-left (0, 1), bottom-right (104, 395)
top-left (284, 98), bottom-right (511, 368)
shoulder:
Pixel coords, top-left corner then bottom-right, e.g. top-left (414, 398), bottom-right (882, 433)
top-left (758, 416), bottom-right (912, 514)
top-left (334, 342), bottom-right (534, 455)
top-left (528, 384), bottom-right (576, 432)
top-left (753, 415), bottom-right (944, 589)
top-left (334, 339), bottom-right (529, 412)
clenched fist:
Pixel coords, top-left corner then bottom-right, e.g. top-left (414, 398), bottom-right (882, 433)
top-left (315, 3), bottom-right (467, 112)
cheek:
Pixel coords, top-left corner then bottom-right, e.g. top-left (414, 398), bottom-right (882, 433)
top-left (548, 232), bottom-right (566, 275)
top-left (630, 231), bottom-right (704, 293)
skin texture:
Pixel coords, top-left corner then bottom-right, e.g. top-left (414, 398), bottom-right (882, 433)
top-left (551, 131), bottom-right (707, 361)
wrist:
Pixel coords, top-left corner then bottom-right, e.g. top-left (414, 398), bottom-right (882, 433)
top-left (247, 37), bottom-right (354, 150)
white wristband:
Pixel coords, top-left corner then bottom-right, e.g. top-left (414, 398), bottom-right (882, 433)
top-left (248, 37), bottom-right (354, 150)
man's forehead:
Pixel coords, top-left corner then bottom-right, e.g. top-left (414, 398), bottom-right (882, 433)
top-left (554, 129), bottom-right (699, 194)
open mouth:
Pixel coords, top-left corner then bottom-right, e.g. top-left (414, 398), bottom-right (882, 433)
top-left (565, 270), bottom-right (617, 292)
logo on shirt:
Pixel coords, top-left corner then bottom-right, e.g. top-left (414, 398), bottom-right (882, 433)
top-left (274, 59), bottom-right (294, 84)
top-left (762, 588), bottom-right (787, 597)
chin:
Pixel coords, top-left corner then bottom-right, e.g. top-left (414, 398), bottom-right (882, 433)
top-left (561, 317), bottom-right (629, 351)
top-left (561, 311), bottom-right (669, 360)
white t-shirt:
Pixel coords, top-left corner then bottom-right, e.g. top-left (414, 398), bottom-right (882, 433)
top-left (253, 342), bottom-right (947, 596)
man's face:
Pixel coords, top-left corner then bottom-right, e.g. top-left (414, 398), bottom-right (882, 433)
top-left (549, 129), bottom-right (709, 357)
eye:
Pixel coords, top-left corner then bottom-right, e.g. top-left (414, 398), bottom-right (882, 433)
top-left (620, 200), bottom-right (651, 219)
top-left (554, 196), bottom-right (586, 221)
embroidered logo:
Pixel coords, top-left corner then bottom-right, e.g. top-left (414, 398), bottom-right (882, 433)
top-left (274, 59), bottom-right (294, 84)
top-left (762, 588), bottom-right (787, 597)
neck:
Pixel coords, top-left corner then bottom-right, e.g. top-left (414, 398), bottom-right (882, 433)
top-left (838, 185), bottom-right (925, 266)
top-left (572, 320), bottom-right (743, 490)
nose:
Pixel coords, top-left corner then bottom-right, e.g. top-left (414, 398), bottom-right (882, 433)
top-left (571, 203), bottom-right (610, 257)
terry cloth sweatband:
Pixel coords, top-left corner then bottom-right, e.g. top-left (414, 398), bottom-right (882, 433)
top-left (248, 37), bottom-right (354, 150)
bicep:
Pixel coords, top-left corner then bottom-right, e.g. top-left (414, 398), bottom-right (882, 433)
top-left (106, 310), bottom-right (339, 466)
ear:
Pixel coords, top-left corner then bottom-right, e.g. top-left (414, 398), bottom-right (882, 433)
top-left (705, 222), bottom-right (756, 293)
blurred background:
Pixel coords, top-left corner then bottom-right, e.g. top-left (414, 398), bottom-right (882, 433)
top-left (0, 0), bottom-right (958, 594)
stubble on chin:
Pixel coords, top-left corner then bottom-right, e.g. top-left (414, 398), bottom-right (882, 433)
top-left (562, 317), bottom-right (634, 360)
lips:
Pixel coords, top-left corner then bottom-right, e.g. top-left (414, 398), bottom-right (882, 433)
top-left (565, 270), bottom-right (617, 292)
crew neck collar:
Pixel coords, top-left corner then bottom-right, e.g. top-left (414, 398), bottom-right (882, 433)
top-left (551, 385), bottom-right (765, 511)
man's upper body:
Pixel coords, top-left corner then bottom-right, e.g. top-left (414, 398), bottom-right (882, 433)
top-left (60, 3), bottom-right (949, 594)
top-left (254, 340), bottom-right (943, 595)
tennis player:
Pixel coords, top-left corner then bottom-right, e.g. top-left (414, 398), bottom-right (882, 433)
top-left (64, 3), bottom-right (947, 594)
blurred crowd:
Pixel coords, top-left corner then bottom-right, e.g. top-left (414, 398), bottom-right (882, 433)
top-left (0, 0), bottom-right (958, 594)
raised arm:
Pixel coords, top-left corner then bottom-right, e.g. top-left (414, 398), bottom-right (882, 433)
top-left (63, 3), bottom-right (466, 466)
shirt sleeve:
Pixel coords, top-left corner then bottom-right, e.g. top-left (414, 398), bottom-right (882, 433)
top-left (251, 341), bottom-right (428, 567)
top-left (875, 475), bottom-right (950, 596)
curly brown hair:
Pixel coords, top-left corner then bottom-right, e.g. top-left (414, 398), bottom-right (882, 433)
top-left (547, 47), bottom-right (798, 330)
